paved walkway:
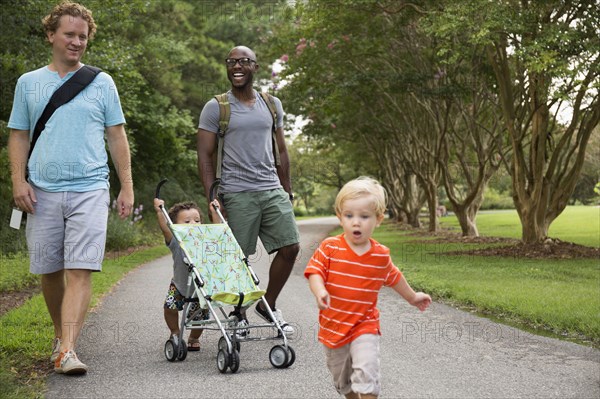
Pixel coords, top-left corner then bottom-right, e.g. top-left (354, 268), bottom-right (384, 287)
top-left (47, 217), bottom-right (600, 398)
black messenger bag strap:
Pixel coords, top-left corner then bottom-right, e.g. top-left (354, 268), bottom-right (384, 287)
top-left (27, 65), bottom-right (102, 161)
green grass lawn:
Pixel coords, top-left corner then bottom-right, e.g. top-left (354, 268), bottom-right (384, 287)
top-left (371, 205), bottom-right (600, 347)
top-left (377, 227), bottom-right (599, 342)
top-left (440, 205), bottom-right (600, 247)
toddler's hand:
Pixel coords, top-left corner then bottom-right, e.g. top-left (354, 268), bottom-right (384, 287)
top-left (153, 198), bottom-right (164, 212)
top-left (315, 289), bottom-right (330, 310)
top-left (208, 199), bottom-right (221, 222)
top-left (411, 292), bottom-right (432, 312)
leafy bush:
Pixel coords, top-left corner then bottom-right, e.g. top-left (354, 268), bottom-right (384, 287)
top-left (105, 201), bottom-right (147, 251)
top-left (0, 126), bottom-right (27, 256)
top-left (0, 220), bottom-right (27, 257)
top-left (481, 187), bottom-right (514, 210)
top-left (0, 252), bottom-right (38, 293)
top-left (293, 205), bottom-right (307, 217)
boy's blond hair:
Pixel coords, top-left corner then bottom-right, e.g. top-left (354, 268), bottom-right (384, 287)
top-left (334, 176), bottom-right (387, 217)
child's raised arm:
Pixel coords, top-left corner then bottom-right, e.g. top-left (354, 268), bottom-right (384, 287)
top-left (391, 274), bottom-right (431, 312)
top-left (154, 198), bottom-right (173, 244)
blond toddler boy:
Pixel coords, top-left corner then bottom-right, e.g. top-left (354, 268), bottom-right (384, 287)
top-left (304, 177), bottom-right (431, 398)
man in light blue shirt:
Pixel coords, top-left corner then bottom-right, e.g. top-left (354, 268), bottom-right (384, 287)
top-left (7, 1), bottom-right (133, 375)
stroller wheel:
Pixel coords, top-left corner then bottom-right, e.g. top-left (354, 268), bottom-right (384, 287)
top-left (285, 346), bottom-right (296, 367)
top-left (164, 339), bottom-right (177, 362)
top-left (217, 349), bottom-right (229, 373)
top-left (269, 345), bottom-right (289, 369)
top-left (229, 349), bottom-right (240, 373)
top-left (218, 336), bottom-right (241, 353)
top-left (177, 339), bottom-right (188, 361)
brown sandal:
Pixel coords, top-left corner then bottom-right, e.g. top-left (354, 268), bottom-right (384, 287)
top-left (187, 338), bottom-right (200, 351)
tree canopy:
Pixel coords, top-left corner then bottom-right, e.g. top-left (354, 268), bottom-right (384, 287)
top-left (268, 0), bottom-right (599, 242)
top-left (1, 0), bottom-right (597, 247)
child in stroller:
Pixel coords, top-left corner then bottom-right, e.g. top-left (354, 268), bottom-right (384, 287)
top-left (154, 198), bottom-right (219, 352)
top-left (154, 179), bottom-right (296, 371)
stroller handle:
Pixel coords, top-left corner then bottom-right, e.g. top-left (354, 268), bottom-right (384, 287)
top-left (155, 178), bottom-right (168, 199)
top-left (209, 179), bottom-right (221, 202)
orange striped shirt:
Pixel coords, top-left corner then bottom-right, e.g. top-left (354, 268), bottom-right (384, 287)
top-left (304, 234), bottom-right (402, 349)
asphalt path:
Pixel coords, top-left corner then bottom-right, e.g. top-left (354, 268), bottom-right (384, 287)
top-left (47, 217), bottom-right (600, 398)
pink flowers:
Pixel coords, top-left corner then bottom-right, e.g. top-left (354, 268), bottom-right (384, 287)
top-left (112, 200), bottom-right (144, 225)
top-left (296, 38), bottom-right (307, 55)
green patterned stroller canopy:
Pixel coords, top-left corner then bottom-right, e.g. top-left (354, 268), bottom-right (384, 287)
top-left (171, 223), bottom-right (265, 308)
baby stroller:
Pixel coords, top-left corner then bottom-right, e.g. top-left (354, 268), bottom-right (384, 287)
top-left (155, 179), bottom-right (295, 373)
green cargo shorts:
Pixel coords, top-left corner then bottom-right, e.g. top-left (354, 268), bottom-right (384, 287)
top-left (221, 188), bottom-right (300, 256)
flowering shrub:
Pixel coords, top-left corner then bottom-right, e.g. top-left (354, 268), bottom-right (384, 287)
top-left (131, 203), bottom-right (144, 224)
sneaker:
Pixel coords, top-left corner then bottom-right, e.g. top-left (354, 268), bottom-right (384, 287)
top-left (54, 350), bottom-right (88, 375)
top-left (50, 338), bottom-right (61, 362)
top-left (235, 317), bottom-right (250, 339)
top-left (255, 304), bottom-right (294, 334)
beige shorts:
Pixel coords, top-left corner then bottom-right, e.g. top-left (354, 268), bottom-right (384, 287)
top-left (324, 333), bottom-right (381, 396)
top-left (26, 187), bottom-right (109, 274)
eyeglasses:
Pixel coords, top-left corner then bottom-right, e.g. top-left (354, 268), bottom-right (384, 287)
top-left (225, 57), bottom-right (256, 67)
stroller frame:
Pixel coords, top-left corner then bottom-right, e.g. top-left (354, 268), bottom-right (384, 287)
top-left (156, 179), bottom-right (295, 373)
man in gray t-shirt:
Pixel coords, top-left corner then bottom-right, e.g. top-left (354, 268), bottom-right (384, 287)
top-left (197, 46), bottom-right (299, 334)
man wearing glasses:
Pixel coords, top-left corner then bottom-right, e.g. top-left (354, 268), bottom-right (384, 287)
top-left (197, 46), bottom-right (300, 335)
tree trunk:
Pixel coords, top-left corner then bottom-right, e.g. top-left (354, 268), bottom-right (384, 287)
top-left (402, 173), bottom-right (424, 228)
top-left (407, 207), bottom-right (421, 228)
top-left (514, 197), bottom-right (550, 244)
top-left (453, 204), bottom-right (479, 237)
top-left (425, 189), bottom-right (439, 232)
top-left (427, 201), bottom-right (438, 232)
top-left (395, 209), bottom-right (408, 224)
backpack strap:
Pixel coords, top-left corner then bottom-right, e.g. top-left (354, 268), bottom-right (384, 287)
top-left (258, 92), bottom-right (281, 167)
top-left (28, 65), bottom-right (101, 161)
top-left (214, 93), bottom-right (230, 180)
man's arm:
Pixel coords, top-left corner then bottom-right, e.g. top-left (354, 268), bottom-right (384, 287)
top-left (196, 128), bottom-right (218, 201)
top-left (8, 129), bottom-right (37, 214)
top-left (274, 126), bottom-right (293, 195)
top-left (106, 124), bottom-right (134, 219)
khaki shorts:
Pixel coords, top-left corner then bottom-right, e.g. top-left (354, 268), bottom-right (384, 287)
top-left (324, 334), bottom-right (381, 396)
top-left (221, 188), bottom-right (300, 256)
top-left (26, 187), bottom-right (110, 274)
